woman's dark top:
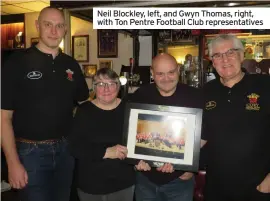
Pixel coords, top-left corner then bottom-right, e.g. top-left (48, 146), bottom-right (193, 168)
top-left (68, 100), bottom-right (135, 194)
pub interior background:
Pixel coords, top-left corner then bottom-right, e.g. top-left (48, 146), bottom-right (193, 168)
top-left (1, 0), bottom-right (270, 201)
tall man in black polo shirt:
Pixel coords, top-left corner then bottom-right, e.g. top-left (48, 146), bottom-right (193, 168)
top-left (130, 53), bottom-right (202, 201)
top-left (201, 34), bottom-right (270, 201)
top-left (1, 7), bottom-right (89, 201)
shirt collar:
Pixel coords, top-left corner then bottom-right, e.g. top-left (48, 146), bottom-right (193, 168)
top-left (32, 45), bottom-right (62, 57)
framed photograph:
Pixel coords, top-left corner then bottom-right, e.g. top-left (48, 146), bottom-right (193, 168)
top-left (123, 103), bottom-right (202, 172)
top-left (82, 64), bottom-right (97, 78)
top-left (97, 30), bottom-right (118, 58)
top-left (31, 37), bottom-right (39, 46)
top-left (158, 30), bottom-right (171, 42)
top-left (72, 35), bottom-right (89, 62)
top-left (99, 60), bottom-right (113, 69)
top-left (171, 30), bottom-right (197, 45)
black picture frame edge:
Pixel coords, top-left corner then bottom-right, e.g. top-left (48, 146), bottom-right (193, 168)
top-left (122, 102), bottom-right (203, 172)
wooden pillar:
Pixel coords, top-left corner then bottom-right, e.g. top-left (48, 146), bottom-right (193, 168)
top-left (133, 30), bottom-right (140, 69)
top-left (63, 9), bottom-right (71, 56)
top-left (152, 30), bottom-right (159, 57)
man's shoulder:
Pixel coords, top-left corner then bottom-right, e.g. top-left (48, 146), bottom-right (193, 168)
top-left (175, 84), bottom-right (203, 108)
top-left (7, 47), bottom-right (32, 59)
top-left (129, 83), bottom-right (156, 102)
top-left (60, 52), bottom-right (76, 61)
top-left (245, 74), bottom-right (270, 84)
top-left (202, 79), bottom-right (220, 91)
top-left (133, 83), bottom-right (156, 94)
top-left (60, 52), bottom-right (79, 64)
top-left (59, 53), bottom-right (82, 71)
top-left (175, 83), bottom-right (202, 96)
top-left (245, 74), bottom-right (270, 93)
top-left (177, 83), bottom-right (199, 91)
top-left (2, 48), bottom-right (33, 69)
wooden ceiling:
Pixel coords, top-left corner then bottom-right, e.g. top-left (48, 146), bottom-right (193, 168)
top-left (1, 0), bottom-right (50, 15)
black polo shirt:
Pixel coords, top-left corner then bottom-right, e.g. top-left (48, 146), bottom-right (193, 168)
top-left (129, 83), bottom-right (203, 185)
top-left (202, 74), bottom-right (270, 194)
top-left (1, 46), bottom-right (89, 140)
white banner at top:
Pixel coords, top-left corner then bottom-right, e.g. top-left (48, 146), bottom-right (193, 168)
top-left (93, 7), bottom-right (270, 29)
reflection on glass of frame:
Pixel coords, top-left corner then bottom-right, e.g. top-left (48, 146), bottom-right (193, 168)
top-left (83, 64), bottom-right (97, 78)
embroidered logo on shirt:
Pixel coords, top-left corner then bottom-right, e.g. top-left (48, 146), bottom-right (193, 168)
top-left (205, 101), bottom-right (216, 110)
top-left (27, 71), bottom-right (42, 79)
top-left (246, 93), bottom-right (260, 111)
top-left (66, 69), bottom-right (74, 81)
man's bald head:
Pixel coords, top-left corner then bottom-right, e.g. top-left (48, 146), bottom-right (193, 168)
top-left (152, 53), bottom-right (178, 70)
top-left (151, 53), bottom-right (180, 97)
top-left (35, 6), bottom-right (66, 51)
top-left (38, 6), bottom-right (64, 23)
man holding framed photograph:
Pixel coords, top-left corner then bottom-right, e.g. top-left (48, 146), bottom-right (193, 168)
top-left (130, 53), bottom-right (203, 201)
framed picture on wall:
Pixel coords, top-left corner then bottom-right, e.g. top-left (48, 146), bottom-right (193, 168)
top-left (97, 30), bottom-right (118, 58)
top-left (99, 60), bottom-right (113, 69)
top-left (123, 103), bottom-right (202, 172)
top-left (72, 35), bottom-right (89, 62)
top-left (31, 37), bottom-right (39, 46)
top-left (158, 30), bottom-right (171, 42)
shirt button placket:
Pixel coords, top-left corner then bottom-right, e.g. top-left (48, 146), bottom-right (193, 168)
top-left (228, 90), bottom-right (231, 103)
top-left (52, 60), bottom-right (55, 72)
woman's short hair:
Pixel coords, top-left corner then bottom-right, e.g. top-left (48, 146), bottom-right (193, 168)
top-left (208, 34), bottom-right (244, 58)
top-left (93, 67), bottom-right (120, 85)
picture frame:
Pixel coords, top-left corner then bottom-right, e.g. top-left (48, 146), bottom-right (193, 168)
top-left (99, 60), bottom-right (113, 69)
top-left (97, 30), bottom-right (118, 58)
top-left (31, 37), bottom-right (39, 46)
top-left (171, 30), bottom-right (197, 45)
top-left (123, 103), bottom-right (202, 172)
top-left (82, 64), bottom-right (97, 78)
top-left (158, 30), bottom-right (171, 42)
top-left (72, 35), bottom-right (89, 62)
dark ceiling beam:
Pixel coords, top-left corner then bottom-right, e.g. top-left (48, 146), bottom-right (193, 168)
top-left (50, 1), bottom-right (130, 9)
top-left (1, 13), bottom-right (25, 24)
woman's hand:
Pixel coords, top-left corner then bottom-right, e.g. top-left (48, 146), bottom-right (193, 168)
top-left (104, 144), bottom-right (128, 160)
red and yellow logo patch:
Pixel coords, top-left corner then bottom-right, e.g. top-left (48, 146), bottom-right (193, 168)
top-left (66, 69), bottom-right (74, 81)
top-left (246, 93), bottom-right (260, 111)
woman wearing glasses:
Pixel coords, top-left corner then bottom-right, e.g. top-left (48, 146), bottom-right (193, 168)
top-left (68, 68), bottom-right (135, 201)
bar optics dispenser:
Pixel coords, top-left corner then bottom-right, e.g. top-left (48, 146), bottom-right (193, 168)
top-left (119, 58), bottom-right (140, 98)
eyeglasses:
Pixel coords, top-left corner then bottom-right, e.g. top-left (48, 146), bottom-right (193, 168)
top-left (94, 82), bottom-right (118, 89)
top-left (212, 48), bottom-right (239, 60)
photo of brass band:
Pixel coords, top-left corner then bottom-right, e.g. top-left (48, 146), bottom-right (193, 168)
top-left (1, 1), bottom-right (270, 201)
